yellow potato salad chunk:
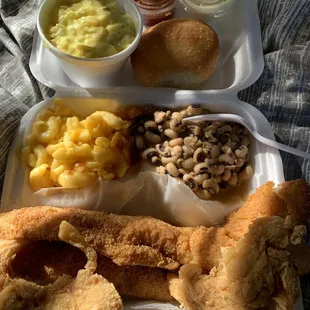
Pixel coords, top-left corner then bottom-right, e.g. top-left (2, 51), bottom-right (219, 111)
top-left (46, 0), bottom-right (136, 58)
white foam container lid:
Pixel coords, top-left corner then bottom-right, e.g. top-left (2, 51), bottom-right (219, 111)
top-left (2, 0), bottom-right (304, 308)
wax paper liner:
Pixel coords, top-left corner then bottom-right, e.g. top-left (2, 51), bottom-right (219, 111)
top-left (29, 167), bottom-right (242, 227)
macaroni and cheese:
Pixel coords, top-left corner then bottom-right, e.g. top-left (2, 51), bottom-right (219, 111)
top-left (46, 0), bottom-right (136, 58)
top-left (22, 99), bottom-right (131, 190)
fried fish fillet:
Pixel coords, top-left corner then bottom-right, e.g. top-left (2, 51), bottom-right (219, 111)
top-left (0, 221), bottom-right (122, 310)
top-left (1, 180), bottom-right (310, 305)
top-left (8, 241), bottom-right (173, 302)
top-left (169, 216), bottom-right (307, 310)
top-left (0, 180), bottom-right (309, 274)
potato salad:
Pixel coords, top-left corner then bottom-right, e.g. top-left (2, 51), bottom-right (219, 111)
top-left (46, 0), bottom-right (136, 58)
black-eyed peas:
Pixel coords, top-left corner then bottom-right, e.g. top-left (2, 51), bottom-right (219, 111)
top-left (154, 111), bottom-right (166, 124)
top-left (141, 148), bottom-right (157, 160)
top-left (211, 145), bottom-right (221, 158)
top-left (218, 153), bottom-right (235, 165)
top-left (171, 145), bottom-right (183, 158)
top-left (222, 168), bottom-right (231, 182)
top-left (183, 174), bottom-right (199, 191)
top-left (156, 166), bottom-right (167, 174)
top-left (194, 162), bottom-right (209, 174)
top-left (239, 165), bottom-right (254, 181)
top-left (144, 120), bottom-right (158, 132)
top-left (236, 158), bottom-right (246, 168)
top-left (170, 118), bottom-right (183, 132)
top-left (193, 147), bottom-right (205, 163)
top-left (151, 156), bottom-right (162, 166)
top-left (135, 135), bottom-right (145, 150)
top-left (161, 155), bottom-right (178, 165)
top-left (144, 131), bottom-right (161, 144)
top-left (209, 164), bottom-right (225, 175)
top-left (131, 104), bottom-right (254, 200)
top-left (227, 173), bottom-right (238, 186)
top-left (193, 173), bottom-right (209, 185)
top-left (164, 128), bottom-right (178, 139)
top-left (221, 145), bottom-right (232, 154)
top-left (202, 178), bottom-right (220, 195)
top-left (169, 138), bottom-right (183, 147)
top-left (186, 104), bottom-right (203, 116)
top-left (241, 136), bottom-right (250, 147)
top-left (215, 175), bottom-right (222, 183)
top-left (182, 158), bottom-right (195, 170)
top-left (182, 145), bottom-right (195, 157)
top-left (178, 168), bottom-right (187, 176)
top-left (155, 143), bottom-right (170, 157)
top-left (166, 162), bottom-right (180, 177)
top-left (235, 145), bottom-right (248, 158)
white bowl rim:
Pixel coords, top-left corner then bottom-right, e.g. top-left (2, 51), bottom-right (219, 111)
top-left (37, 0), bottom-right (143, 63)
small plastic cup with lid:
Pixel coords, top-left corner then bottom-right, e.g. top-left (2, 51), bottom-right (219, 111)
top-left (37, 0), bottom-right (143, 88)
top-left (133, 0), bottom-right (177, 26)
top-left (179, 0), bottom-right (237, 18)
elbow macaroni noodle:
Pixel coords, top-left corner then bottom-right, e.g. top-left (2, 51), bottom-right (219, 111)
top-left (22, 99), bottom-right (131, 190)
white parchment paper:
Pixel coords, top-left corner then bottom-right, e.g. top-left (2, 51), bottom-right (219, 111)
top-left (29, 162), bottom-right (243, 227)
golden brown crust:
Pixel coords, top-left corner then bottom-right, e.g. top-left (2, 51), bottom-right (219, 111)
top-left (276, 179), bottom-right (310, 223)
top-left (169, 216), bottom-right (305, 310)
top-left (0, 207), bottom-right (195, 270)
top-left (9, 241), bottom-right (172, 302)
top-left (224, 180), bottom-right (310, 241)
top-left (191, 180), bottom-right (310, 271)
top-left (1, 180), bottom-right (310, 274)
top-left (223, 182), bottom-right (288, 240)
top-left (131, 19), bottom-right (220, 89)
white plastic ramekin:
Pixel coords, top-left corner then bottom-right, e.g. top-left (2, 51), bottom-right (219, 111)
top-left (37, 0), bottom-right (143, 88)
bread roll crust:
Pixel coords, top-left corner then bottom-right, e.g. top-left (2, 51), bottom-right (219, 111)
top-left (131, 19), bottom-right (220, 89)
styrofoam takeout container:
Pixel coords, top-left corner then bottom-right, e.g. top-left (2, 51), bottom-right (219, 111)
top-left (1, 93), bottom-right (300, 309)
top-left (1, 94), bottom-right (305, 310)
top-left (1, 93), bottom-right (285, 213)
top-left (2, 0), bottom-right (304, 308)
top-left (30, 0), bottom-right (264, 92)
top-left (37, 0), bottom-right (143, 88)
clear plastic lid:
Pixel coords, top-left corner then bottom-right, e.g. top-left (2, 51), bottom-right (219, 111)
top-left (179, 0), bottom-right (237, 17)
top-left (133, 0), bottom-right (177, 26)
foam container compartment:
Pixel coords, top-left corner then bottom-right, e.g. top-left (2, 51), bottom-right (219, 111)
top-left (1, 92), bottom-right (284, 212)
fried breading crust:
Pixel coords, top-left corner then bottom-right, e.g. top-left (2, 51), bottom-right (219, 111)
top-left (0, 180), bottom-right (310, 274)
top-left (169, 216), bottom-right (306, 310)
top-left (9, 241), bottom-right (173, 302)
top-left (0, 222), bottom-right (123, 310)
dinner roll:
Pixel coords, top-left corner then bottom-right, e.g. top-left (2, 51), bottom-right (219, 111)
top-left (131, 19), bottom-right (220, 89)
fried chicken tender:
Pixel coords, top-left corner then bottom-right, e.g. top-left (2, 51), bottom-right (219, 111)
top-left (0, 221), bottom-right (122, 310)
top-left (0, 180), bottom-right (309, 274)
top-left (169, 216), bottom-right (307, 310)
